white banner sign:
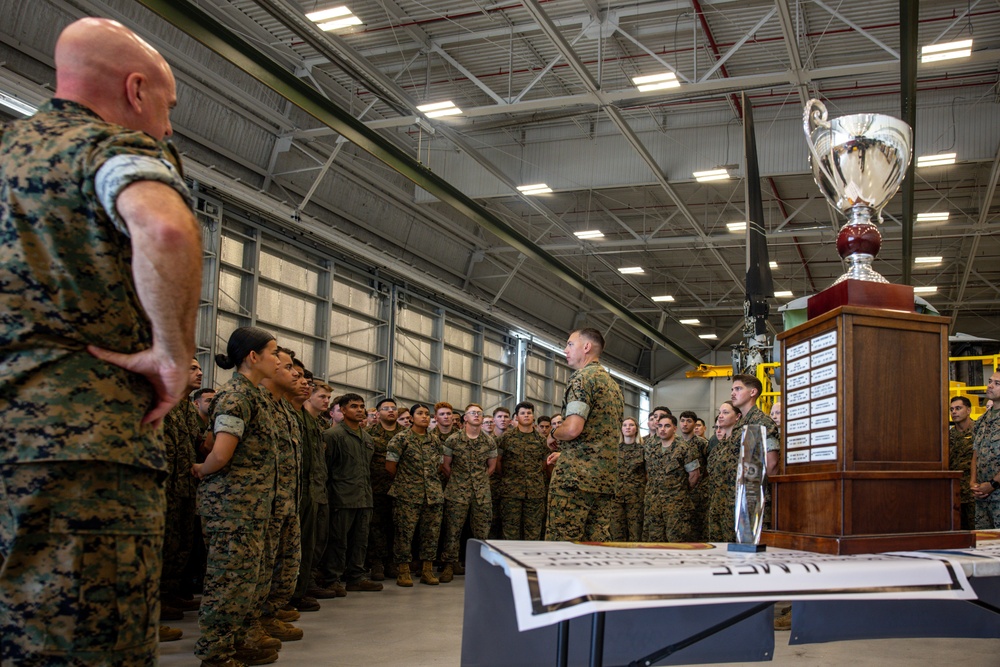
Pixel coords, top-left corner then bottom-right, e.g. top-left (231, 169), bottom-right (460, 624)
top-left (480, 540), bottom-right (976, 631)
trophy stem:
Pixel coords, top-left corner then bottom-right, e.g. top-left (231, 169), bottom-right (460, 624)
top-left (834, 206), bottom-right (887, 284)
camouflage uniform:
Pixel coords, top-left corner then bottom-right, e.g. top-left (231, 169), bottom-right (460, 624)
top-left (546, 361), bottom-right (624, 542)
top-left (441, 430), bottom-right (497, 563)
top-left (498, 429), bottom-right (548, 540)
top-left (387, 429), bottom-right (444, 564)
top-left (320, 423), bottom-right (374, 585)
top-left (293, 407), bottom-right (327, 599)
top-left (705, 433), bottom-right (739, 542)
top-left (611, 439), bottom-right (645, 541)
top-left (642, 437), bottom-right (700, 542)
top-left (161, 397), bottom-right (204, 599)
top-left (681, 433), bottom-right (710, 541)
top-left (973, 406), bottom-right (1000, 529)
top-left (949, 423), bottom-right (975, 530)
top-left (430, 427), bottom-right (457, 485)
top-left (195, 372), bottom-right (279, 663)
top-left (488, 429), bottom-right (507, 539)
top-left (0, 99), bottom-right (191, 665)
top-left (258, 395), bottom-right (302, 618)
top-left (706, 406), bottom-right (778, 542)
top-left (365, 421), bottom-right (399, 573)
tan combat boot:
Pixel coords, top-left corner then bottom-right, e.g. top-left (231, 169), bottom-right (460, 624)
top-left (420, 561), bottom-right (440, 585)
top-left (439, 563), bottom-right (454, 583)
top-left (396, 562), bottom-right (413, 587)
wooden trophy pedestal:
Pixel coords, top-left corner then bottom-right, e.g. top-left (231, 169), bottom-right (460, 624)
top-left (761, 305), bottom-right (975, 555)
top-left (807, 279), bottom-right (914, 320)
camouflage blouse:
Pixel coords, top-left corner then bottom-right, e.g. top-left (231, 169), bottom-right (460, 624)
top-left (1, 99), bottom-right (190, 470)
top-left (443, 430), bottom-right (497, 505)
top-left (386, 428), bottom-right (444, 505)
top-left (616, 438), bottom-right (646, 504)
top-left (197, 372), bottom-right (279, 520)
top-left (498, 428), bottom-right (548, 500)
top-left (162, 398), bottom-right (205, 499)
top-left (367, 420), bottom-right (401, 495)
top-left (550, 361), bottom-right (624, 496)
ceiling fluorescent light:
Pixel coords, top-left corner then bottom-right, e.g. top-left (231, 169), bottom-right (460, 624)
top-left (417, 100), bottom-right (462, 118)
top-left (0, 91), bottom-right (36, 117)
top-left (574, 230), bottom-right (604, 240)
top-left (916, 212), bottom-right (950, 222)
top-left (774, 290), bottom-right (793, 298)
top-left (618, 266), bottom-right (644, 275)
top-left (651, 295), bottom-right (674, 302)
top-left (317, 16), bottom-right (362, 30)
top-left (516, 183), bottom-right (552, 195)
top-left (693, 168), bottom-right (730, 182)
top-left (699, 333), bottom-right (718, 340)
top-left (679, 318), bottom-right (700, 325)
top-left (915, 256), bottom-right (943, 265)
top-left (306, 6), bottom-right (352, 21)
top-left (921, 39), bottom-right (973, 63)
top-left (607, 367), bottom-right (653, 392)
top-left (726, 222), bottom-right (747, 233)
top-left (914, 286), bottom-right (938, 294)
top-left (306, 5), bottom-right (362, 31)
top-left (916, 153), bottom-right (956, 168)
top-left (769, 261), bottom-right (778, 269)
top-left (632, 72), bottom-right (680, 92)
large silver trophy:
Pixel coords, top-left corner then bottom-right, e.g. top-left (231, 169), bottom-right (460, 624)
top-left (730, 424), bottom-right (767, 552)
top-left (804, 99), bottom-right (912, 285)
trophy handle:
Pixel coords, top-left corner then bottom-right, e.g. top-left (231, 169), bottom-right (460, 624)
top-left (803, 99), bottom-right (838, 189)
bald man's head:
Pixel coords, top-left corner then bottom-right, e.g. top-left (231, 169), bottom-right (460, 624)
top-left (54, 18), bottom-right (176, 140)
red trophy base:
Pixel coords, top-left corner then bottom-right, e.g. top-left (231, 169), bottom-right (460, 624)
top-left (807, 280), bottom-right (914, 320)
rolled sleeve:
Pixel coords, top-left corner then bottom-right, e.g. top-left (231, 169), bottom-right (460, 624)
top-left (214, 414), bottom-right (246, 438)
top-left (95, 153), bottom-right (193, 236)
top-left (564, 400), bottom-right (590, 420)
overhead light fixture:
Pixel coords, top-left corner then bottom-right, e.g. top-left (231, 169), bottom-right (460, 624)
top-left (693, 168), bottom-right (730, 182)
top-left (916, 211), bottom-right (950, 222)
top-left (914, 286), bottom-right (938, 294)
top-left (618, 266), bottom-right (644, 275)
top-left (915, 256), bottom-right (943, 265)
top-left (417, 100), bottom-right (462, 118)
top-left (632, 72), bottom-right (680, 92)
top-left (769, 261), bottom-right (778, 269)
top-left (699, 333), bottom-right (718, 340)
top-left (651, 295), bottom-right (674, 302)
top-left (607, 367), bottom-right (653, 392)
top-left (679, 318), bottom-right (700, 325)
top-left (0, 91), bottom-right (36, 117)
top-left (774, 290), bottom-right (793, 298)
top-left (916, 153), bottom-right (956, 168)
top-left (574, 230), bottom-right (604, 240)
top-left (516, 183), bottom-right (552, 195)
top-left (305, 5), bottom-right (362, 30)
top-left (726, 222), bottom-right (747, 233)
top-left (921, 39), bottom-right (973, 63)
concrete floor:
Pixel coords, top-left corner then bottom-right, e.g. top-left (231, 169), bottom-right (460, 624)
top-left (159, 577), bottom-right (1000, 666)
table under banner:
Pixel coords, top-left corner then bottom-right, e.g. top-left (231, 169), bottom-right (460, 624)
top-left (480, 539), bottom-right (995, 631)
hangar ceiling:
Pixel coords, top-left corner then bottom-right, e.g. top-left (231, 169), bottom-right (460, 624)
top-left (3, 0), bottom-right (999, 381)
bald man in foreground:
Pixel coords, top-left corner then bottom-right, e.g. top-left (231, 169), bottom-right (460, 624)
top-left (0, 18), bottom-right (201, 665)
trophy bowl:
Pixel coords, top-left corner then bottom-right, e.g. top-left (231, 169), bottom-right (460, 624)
top-left (804, 99), bottom-right (912, 284)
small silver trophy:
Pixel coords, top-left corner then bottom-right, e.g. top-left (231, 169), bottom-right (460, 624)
top-left (804, 99), bottom-right (913, 285)
top-left (729, 424), bottom-right (767, 552)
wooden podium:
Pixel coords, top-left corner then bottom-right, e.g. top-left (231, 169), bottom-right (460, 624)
top-left (762, 303), bottom-right (975, 555)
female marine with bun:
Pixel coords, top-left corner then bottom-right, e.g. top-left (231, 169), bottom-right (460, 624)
top-left (191, 327), bottom-right (282, 667)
